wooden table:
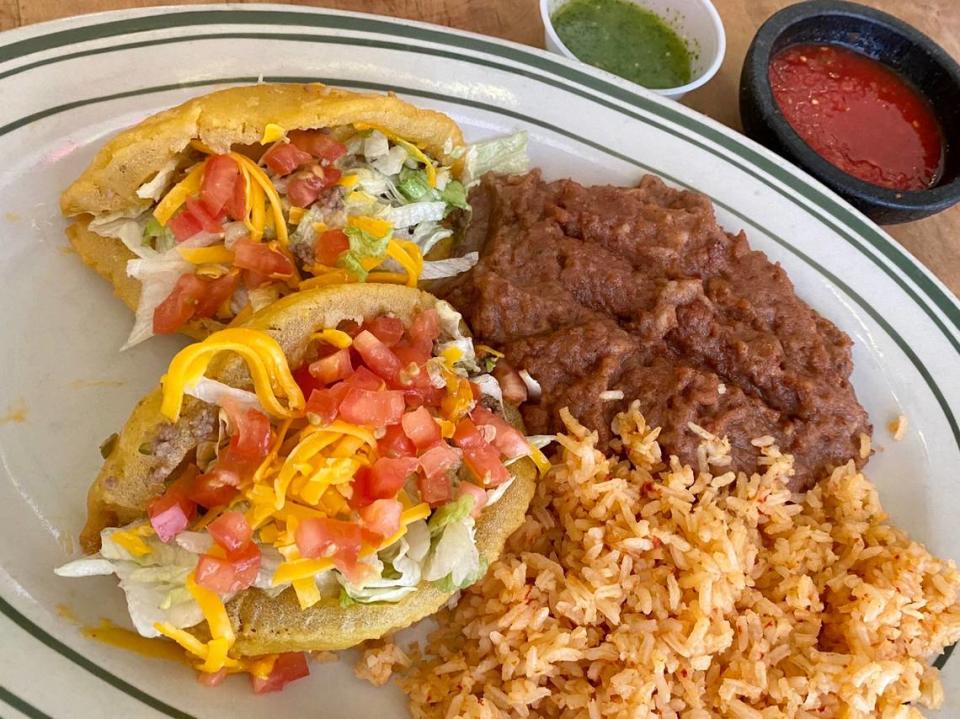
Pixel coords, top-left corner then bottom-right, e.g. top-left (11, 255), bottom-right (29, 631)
top-left (3, 0), bottom-right (958, 295)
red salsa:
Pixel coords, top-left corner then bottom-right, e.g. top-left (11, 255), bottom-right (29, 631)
top-left (768, 43), bottom-right (943, 191)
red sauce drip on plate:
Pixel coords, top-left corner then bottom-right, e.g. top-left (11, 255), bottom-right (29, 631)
top-left (768, 43), bottom-right (943, 191)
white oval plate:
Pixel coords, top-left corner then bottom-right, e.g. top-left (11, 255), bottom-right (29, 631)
top-left (1, 5), bottom-right (959, 717)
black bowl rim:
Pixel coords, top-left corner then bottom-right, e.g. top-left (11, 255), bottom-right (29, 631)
top-left (744, 0), bottom-right (960, 213)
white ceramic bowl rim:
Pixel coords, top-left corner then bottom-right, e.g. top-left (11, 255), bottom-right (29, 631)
top-left (539, 0), bottom-right (727, 96)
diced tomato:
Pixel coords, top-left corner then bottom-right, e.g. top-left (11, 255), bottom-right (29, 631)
top-left (200, 155), bottom-right (242, 216)
top-left (401, 406), bottom-right (441, 451)
top-left (233, 242), bottom-right (295, 278)
top-left (147, 487), bottom-right (196, 543)
top-left (339, 386), bottom-right (406, 427)
top-left (377, 423), bottom-right (416, 460)
top-left (314, 228), bottom-right (350, 267)
top-left (417, 443), bottom-right (461, 506)
top-left (289, 130), bottom-right (347, 162)
top-left (409, 308), bottom-right (440, 355)
top-left (470, 407), bottom-right (530, 459)
top-left (185, 198), bottom-right (224, 234)
top-left (186, 468), bottom-right (239, 509)
top-left (197, 668), bottom-right (228, 687)
top-left (207, 511), bottom-right (252, 553)
top-left (305, 383), bottom-right (351, 425)
top-left (353, 330), bottom-right (403, 384)
top-left (195, 541), bottom-right (260, 593)
top-left (363, 317), bottom-right (405, 347)
top-left (392, 340), bottom-right (431, 369)
top-left (368, 456), bottom-right (419, 500)
top-left (296, 517), bottom-right (362, 568)
top-left (309, 349), bottom-right (353, 385)
top-left (452, 418), bottom-right (484, 449)
top-left (360, 498), bottom-right (403, 539)
top-left (168, 210), bottom-right (204, 243)
top-left (458, 481), bottom-right (488, 518)
top-left (293, 364), bottom-right (324, 399)
top-left (153, 274), bottom-right (206, 334)
top-left (221, 400), bottom-right (272, 465)
top-left (464, 443), bottom-right (510, 487)
top-left (287, 167), bottom-right (341, 208)
top-left (403, 386), bottom-right (446, 411)
top-left (494, 362), bottom-right (528, 406)
top-left (262, 142), bottom-right (312, 176)
top-left (251, 652), bottom-right (310, 694)
top-left (193, 271), bottom-right (239, 320)
top-left (344, 366), bottom-right (384, 390)
top-left (224, 174), bottom-right (246, 221)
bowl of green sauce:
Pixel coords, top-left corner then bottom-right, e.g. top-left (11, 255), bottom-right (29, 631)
top-left (542, 0), bottom-right (726, 100)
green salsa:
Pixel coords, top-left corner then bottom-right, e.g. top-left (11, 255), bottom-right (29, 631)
top-left (551, 0), bottom-right (692, 89)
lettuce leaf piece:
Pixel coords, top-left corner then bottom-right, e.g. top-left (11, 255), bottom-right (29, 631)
top-left (337, 250), bottom-right (369, 282)
top-left (441, 180), bottom-right (470, 212)
top-left (338, 223), bottom-right (392, 281)
top-left (427, 495), bottom-right (475, 538)
top-left (397, 167), bottom-right (435, 202)
top-left (424, 518), bottom-right (481, 586)
top-left (142, 216), bottom-right (175, 252)
top-left (434, 557), bottom-right (488, 592)
top-left (462, 131), bottom-right (529, 185)
top-left (339, 587), bottom-right (357, 608)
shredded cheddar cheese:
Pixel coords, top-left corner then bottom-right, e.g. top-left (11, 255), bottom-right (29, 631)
top-left (153, 164), bottom-right (204, 225)
top-left (311, 328), bottom-right (353, 349)
top-left (288, 206), bottom-right (305, 225)
top-left (111, 524), bottom-right (154, 558)
top-left (160, 328), bottom-right (305, 422)
top-left (177, 245), bottom-right (235, 265)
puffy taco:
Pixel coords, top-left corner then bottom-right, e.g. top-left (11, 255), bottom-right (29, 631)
top-left (60, 83), bottom-right (480, 348)
top-left (56, 284), bottom-right (547, 691)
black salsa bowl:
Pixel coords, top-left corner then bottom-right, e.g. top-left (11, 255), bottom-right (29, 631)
top-left (739, 0), bottom-right (960, 224)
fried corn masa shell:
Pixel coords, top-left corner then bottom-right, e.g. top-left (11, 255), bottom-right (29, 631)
top-left (60, 82), bottom-right (467, 340)
top-left (83, 283), bottom-right (536, 655)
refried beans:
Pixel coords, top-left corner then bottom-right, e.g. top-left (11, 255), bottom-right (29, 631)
top-left (438, 171), bottom-right (871, 490)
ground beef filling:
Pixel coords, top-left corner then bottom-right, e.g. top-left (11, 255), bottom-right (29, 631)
top-left (439, 171), bottom-right (871, 490)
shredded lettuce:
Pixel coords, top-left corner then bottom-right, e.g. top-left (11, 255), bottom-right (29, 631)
top-left (142, 216), bottom-right (175, 252)
top-left (185, 377), bottom-right (262, 413)
top-left (89, 211), bottom-right (158, 260)
top-left (441, 180), bottom-right (469, 211)
top-left (123, 255), bottom-right (193, 350)
top-left (136, 159), bottom-right (180, 201)
top-left (339, 223), bottom-right (391, 281)
top-left (420, 252), bottom-right (479, 280)
top-left (385, 201), bottom-right (447, 229)
top-left (462, 130), bottom-right (529, 185)
top-left (424, 517), bottom-right (482, 588)
top-left (397, 167), bottom-right (433, 202)
top-left (428, 495), bottom-right (475, 538)
top-left (408, 221), bottom-right (453, 256)
top-left (372, 145), bottom-right (408, 176)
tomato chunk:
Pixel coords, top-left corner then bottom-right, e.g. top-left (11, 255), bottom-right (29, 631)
top-left (369, 456), bottom-right (419, 500)
top-left (207, 511), bottom-right (252, 553)
top-left (168, 211), bottom-right (204, 243)
top-left (262, 142), bottom-right (312, 176)
top-left (409, 308), bottom-right (440, 355)
top-left (293, 364), bottom-right (324, 399)
top-left (352, 330), bottom-right (404, 384)
top-left (147, 490), bottom-right (196, 543)
top-left (186, 468), bottom-right (239, 509)
top-left (464, 443), bottom-right (510, 487)
top-left (197, 668), bottom-right (228, 687)
top-left (470, 407), bottom-right (530, 459)
top-left (363, 316), bottom-right (405, 347)
top-left (153, 274), bottom-right (206, 335)
top-left (200, 155), bottom-right (242, 216)
top-left (195, 541), bottom-right (260, 593)
top-left (417, 443), bottom-right (461, 506)
top-left (251, 652), bottom-right (310, 694)
top-left (192, 271), bottom-right (238, 320)
top-left (289, 130), bottom-right (347, 162)
top-left (314, 228), bottom-right (350, 267)
top-left (377, 423), bottom-right (416, 460)
top-left (295, 517), bottom-right (362, 575)
top-left (221, 400), bottom-right (272, 465)
top-left (452, 418), bottom-right (484, 449)
top-left (224, 175), bottom-right (246, 221)
top-left (185, 198), bottom-right (224, 233)
top-left (338, 386), bottom-right (406, 426)
top-left (401, 406), bottom-right (441, 452)
top-left (309, 349), bottom-right (353, 385)
top-left (233, 242), bottom-right (295, 278)
top-left (305, 383), bottom-right (351, 425)
top-left (287, 167), bottom-right (341, 208)
top-left (344, 366), bottom-right (383, 390)
top-left (360, 498), bottom-right (403, 539)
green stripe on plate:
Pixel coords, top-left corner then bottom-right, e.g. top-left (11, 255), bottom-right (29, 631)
top-left (0, 596), bottom-right (194, 717)
top-left (0, 685), bottom-right (53, 719)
